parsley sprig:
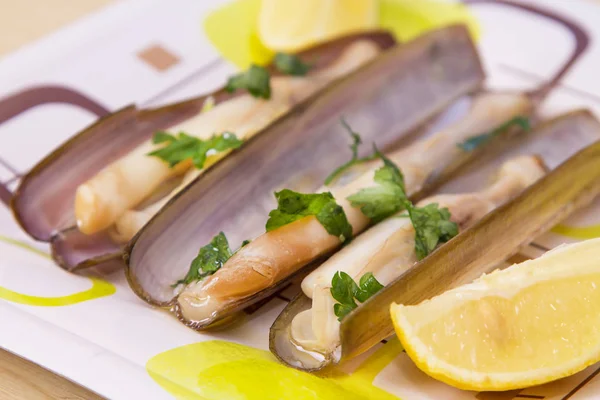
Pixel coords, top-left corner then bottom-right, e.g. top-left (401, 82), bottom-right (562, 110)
top-left (174, 232), bottom-right (232, 286)
top-left (347, 149), bottom-right (458, 258)
top-left (225, 53), bottom-right (312, 99)
top-left (274, 53), bottom-right (311, 76)
top-left (324, 119), bottom-right (378, 186)
top-left (346, 147), bottom-right (408, 223)
top-left (405, 202), bottom-right (458, 260)
top-left (329, 154), bottom-right (458, 317)
top-left (457, 116), bottom-right (530, 151)
top-left (330, 271), bottom-right (384, 320)
top-left (266, 189), bottom-right (353, 243)
top-left (226, 65), bottom-right (272, 99)
top-left (148, 131), bottom-right (243, 169)
top-left (175, 234), bottom-right (253, 286)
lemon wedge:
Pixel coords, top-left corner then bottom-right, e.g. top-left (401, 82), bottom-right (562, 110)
top-left (391, 238), bottom-right (600, 391)
top-left (258, 0), bottom-right (378, 52)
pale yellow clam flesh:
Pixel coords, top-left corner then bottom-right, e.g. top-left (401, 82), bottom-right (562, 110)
top-left (176, 92), bottom-right (533, 324)
top-left (76, 40), bottom-right (383, 236)
top-left (291, 155), bottom-right (545, 357)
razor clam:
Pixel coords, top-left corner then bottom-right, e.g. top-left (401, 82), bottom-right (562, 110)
top-left (270, 0), bottom-right (594, 369)
top-left (125, 26), bottom-right (514, 328)
top-left (274, 155), bottom-right (546, 370)
top-left (76, 42), bottom-right (388, 236)
top-left (10, 31), bottom-right (396, 271)
top-left (174, 91), bottom-right (532, 327)
top-left (271, 110), bottom-right (600, 370)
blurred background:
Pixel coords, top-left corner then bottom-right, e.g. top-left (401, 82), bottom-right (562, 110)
top-left (0, 0), bottom-right (114, 55)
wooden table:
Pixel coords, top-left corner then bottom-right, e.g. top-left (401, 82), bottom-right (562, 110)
top-left (0, 2), bottom-right (114, 397)
top-left (0, 349), bottom-right (104, 399)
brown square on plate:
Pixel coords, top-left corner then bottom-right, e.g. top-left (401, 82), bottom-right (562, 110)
top-left (137, 44), bottom-right (180, 71)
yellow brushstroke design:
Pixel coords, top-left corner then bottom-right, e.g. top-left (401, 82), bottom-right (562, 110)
top-left (0, 235), bottom-right (116, 306)
top-left (551, 223), bottom-right (600, 240)
top-left (0, 234), bottom-right (50, 258)
top-left (147, 339), bottom-right (403, 399)
top-left (379, 0), bottom-right (480, 42)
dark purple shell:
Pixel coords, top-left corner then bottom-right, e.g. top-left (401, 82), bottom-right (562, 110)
top-left (124, 25), bottom-right (486, 310)
top-left (270, 110), bottom-right (600, 371)
top-left (10, 31), bottom-right (397, 271)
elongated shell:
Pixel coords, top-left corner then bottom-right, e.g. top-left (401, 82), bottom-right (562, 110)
top-left (10, 31), bottom-right (396, 270)
top-left (340, 111), bottom-right (600, 368)
top-left (269, 110), bottom-right (600, 370)
top-left (124, 25), bottom-right (486, 322)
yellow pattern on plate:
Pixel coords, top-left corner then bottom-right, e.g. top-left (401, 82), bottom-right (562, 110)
top-left (552, 222), bottom-right (600, 240)
top-left (147, 339), bottom-right (403, 399)
top-left (0, 235), bottom-right (116, 306)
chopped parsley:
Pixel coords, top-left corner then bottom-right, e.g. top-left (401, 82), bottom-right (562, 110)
top-left (348, 149), bottom-right (459, 259)
top-left (174, 232), bottom-right (232, 286)
top-left (331, 271), bottom-right (384, 320)
top-left (266, 189), bottom-right (353, 243)
top-left (148, 131), bottom-right (243, 169)
top-left (274, 52), bottom-right (311, 76)
top-left (457, 116), bottom-right (530, 151)
top-left (175, 235), bottom-right (257, 286)
top-left (346, 146), bottom-right (408, 223)
top-left (324, 119), bottom-right (377, 186)
top-left (405, 202), bottom-right (458, 260)
top-left (224, 52), bottom-right (311, 98)
top-left (226, 65), bottom-right (271, 99)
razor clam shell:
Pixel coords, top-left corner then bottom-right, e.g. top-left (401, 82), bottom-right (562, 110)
top-left (339, 110), bottom-right (600, 362)
top-left (177, 91), bottom-right (492, 332)
top-left (173, 256), bottom-right (325, 332)
top-left (50, 174), bottom-right (188, 271)
top-left (270, 110), bottom-right (600, 371)
top-left (179, 89), bottom-right (521, 330)
top-left (269, 293), bottom-right (321, 370)
top-left (50, 228), bottom-right (121, 271)
top-left (125, 25), bottom-right (485, 312)
top-left (438, 111), bottom-right (600, 193)
top-left (11, 101), bottom-right (220, 242)
top-left (11, 32), bottom-right (396, 268)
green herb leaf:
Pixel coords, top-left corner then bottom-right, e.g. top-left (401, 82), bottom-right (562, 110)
top-left (345, 144), bottom-right (458, 259)
top-left (241, 239), bottom-right (251, 247)
top-left (331, 271), bottom-right (384, 320)
top-left (457, 116), bottom-right (530, 151)
top-left (148, 131), bottom-right (243, 169)
top-left (331, 271), bottom-right (358, 307)
top-left (405, 202), bottom-right (458, 260)
top-left (274, 53), bottom-right (311, 76)
top-left (152, 131), bottom-right (176, 144)
top-left (356, 272), bottom-right (385, 302)
top-left (175, 232), bottom-right (232, 286)
top-left (266, 189), bottom-right (353, 243)
top-left (324, 119), bottom-right (377, 186)
top-left (346, 146), bottom-right (407, 223)
top-left (226, 65), bottom-right (271, 99)
top-left (333, 303), bottom-right (356, 320)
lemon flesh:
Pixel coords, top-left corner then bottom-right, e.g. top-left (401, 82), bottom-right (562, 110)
top-left (391, 238), bottom-right (600, 391)
top-left (258, 0), bottom-right (378, 52)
